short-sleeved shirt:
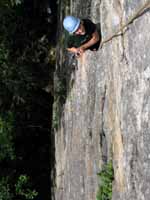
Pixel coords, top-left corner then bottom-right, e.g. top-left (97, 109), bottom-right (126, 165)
top-left (65, 19), bottom-right (100, 50)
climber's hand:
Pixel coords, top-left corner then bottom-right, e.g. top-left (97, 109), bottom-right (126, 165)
top-left (77, 47), bottom-right (85, 56)
top-left (67, 47), bottom-right (85, 57)
top-left (67, 47), bottom-right (79, 54)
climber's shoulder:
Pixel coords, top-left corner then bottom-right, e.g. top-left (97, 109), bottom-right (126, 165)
top-left (82, 18), bottom-right (97, 35)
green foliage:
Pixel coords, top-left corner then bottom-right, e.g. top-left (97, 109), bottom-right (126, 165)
top-left (0, 175), bottom-right (38, 200)
top-left (10, 0), bottom-right (22, 6)
top-left (0, 0), bottom-right (22, 7)
top-left (0, 4), bottom-right (54, 101)
top-left (0, 1), bottom-right (55, 199)
top-left (0, 177), bottom-right (13, 200)
top-left (96, 161), bottom-right (114, 200)
top-left (0, 112), bottom-right (15, 161)
top-left (15, 175), bottom-right (38, 199)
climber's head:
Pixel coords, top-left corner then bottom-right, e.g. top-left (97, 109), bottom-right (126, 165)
top-left (63, 16), bottom-right (85, 35)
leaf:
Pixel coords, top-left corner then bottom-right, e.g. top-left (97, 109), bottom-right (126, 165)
top-left (96, 161), bottom-right (114, 200)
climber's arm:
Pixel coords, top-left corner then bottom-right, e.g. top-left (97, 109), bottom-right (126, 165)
top-left (78, 30), bottom-right (100, 53)
top-left (66, 30), bottom-right (100, 56)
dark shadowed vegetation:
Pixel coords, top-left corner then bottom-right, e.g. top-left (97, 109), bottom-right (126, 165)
top-left (0, 0), bottom-right (57, 199)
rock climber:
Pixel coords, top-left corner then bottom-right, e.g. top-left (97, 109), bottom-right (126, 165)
top-left (63, 15), bottom-right (101, 57)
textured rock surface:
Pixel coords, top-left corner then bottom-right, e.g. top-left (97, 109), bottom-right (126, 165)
top-left (54, 0), bottom-right (150, 199)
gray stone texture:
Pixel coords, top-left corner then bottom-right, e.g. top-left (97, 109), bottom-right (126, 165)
top-left (54, 0), bottom-right (150, 199)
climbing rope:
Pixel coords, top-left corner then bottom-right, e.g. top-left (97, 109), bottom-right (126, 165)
top-left (100, 0), bottom-right (150, 48)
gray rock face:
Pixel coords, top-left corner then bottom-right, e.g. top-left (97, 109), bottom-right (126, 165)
top-left (54, 0), bottom-right (150, 199)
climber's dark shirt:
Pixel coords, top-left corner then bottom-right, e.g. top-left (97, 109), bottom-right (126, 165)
top-left (65, 19), bottom-right (100, 50)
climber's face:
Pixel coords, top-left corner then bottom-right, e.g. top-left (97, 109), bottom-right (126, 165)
top-left (74, 23), bottom-right (85, 35)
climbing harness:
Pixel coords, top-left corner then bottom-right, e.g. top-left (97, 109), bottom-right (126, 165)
top-left (100, 0), bottom-right (150, 48)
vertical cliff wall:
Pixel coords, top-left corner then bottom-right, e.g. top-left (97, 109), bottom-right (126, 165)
top-left (54, 0), bottom-right (150, 199)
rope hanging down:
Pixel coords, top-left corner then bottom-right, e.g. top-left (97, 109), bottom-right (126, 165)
top-left (100, 0), bottom-right (150, 48)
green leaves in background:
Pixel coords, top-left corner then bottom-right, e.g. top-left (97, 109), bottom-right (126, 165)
top-left (0, 0), bottom-right (22, 7)
top-left (0, 177), bottom-right (13, 200)
top-left (15, 175), bottom-right (38, 199)
top-left (0, 112), bottom-right (15, 161)
top-left (0, 175), bottom-right (38, 200)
